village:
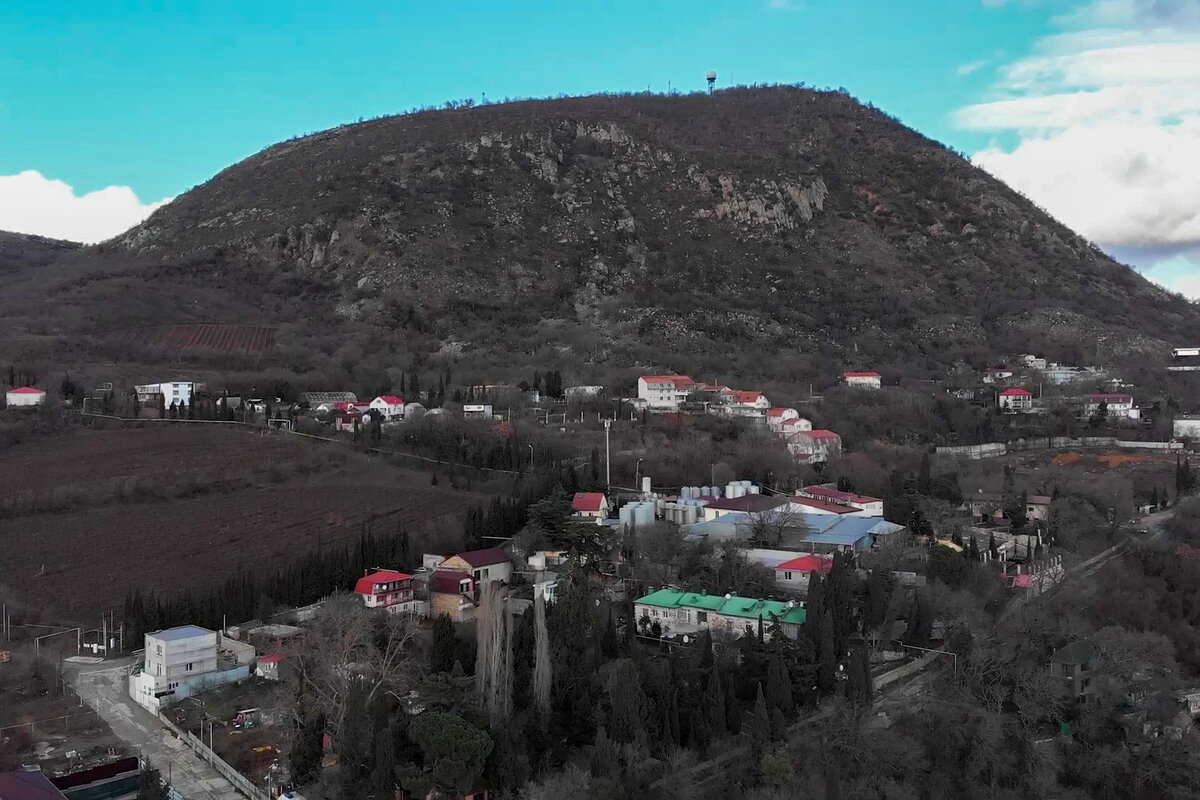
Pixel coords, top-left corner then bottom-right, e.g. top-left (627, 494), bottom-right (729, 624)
top-left (5, 342), bottom-right (1200, 800)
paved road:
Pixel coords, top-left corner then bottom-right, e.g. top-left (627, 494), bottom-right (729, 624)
top-left (65, 659), bottom-right (243, 800)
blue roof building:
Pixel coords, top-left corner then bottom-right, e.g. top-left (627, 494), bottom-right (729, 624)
top-left (682, 510), bottom-right (903, 553)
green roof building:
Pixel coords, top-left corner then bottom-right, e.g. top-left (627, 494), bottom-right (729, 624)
top-left (634, 588), bottom-right (806, 639)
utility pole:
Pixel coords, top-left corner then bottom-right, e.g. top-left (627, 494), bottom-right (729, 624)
top-left (604, 419), bottom-right (612, 490)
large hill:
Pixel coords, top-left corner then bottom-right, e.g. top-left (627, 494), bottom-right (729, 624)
top-left (3, 86), bottom-right (1198, 391)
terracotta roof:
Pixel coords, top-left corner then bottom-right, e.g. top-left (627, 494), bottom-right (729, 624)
top-left (353, 569), bottom-right (412, 595)
top-left (572, 492), bottom-right (607, 512)
top-left (999, 388), bottom-right (1032, 396)
top-left (803, 429), bottom-right (841, 440)
top-left (790, 496), bottom-right (856, 514)
top-left (775, 555), bottom-right (835, 573)
top-left (765, 407), bottom-right (794, 417)
top-left (843, 371), bottom-right (881, 378)
top-left (728, 390), bottom-right (765, 404)
top-left (454, 547), bottom-right (511, 567)
top-left (705, 495), bottom-right (788, 513)
top-left (431, 570), bottom-right (472, 594)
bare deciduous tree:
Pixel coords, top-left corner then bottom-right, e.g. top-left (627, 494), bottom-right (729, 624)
top-left (285, 593), bottom-right (418, 737)
top-left (474, 581), bottom-right (511, 722)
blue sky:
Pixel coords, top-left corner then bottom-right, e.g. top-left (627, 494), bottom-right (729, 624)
top-left (1, 0), bottom-right (1198, 293)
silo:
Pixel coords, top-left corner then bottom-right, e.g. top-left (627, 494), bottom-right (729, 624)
top-left (634, 502), bottom-right (655, 527)
top-left (684, 505), bottom-right (699, 524)
top-left (749, 483), bottom-right (761, 495)
top-left (642, 476), bottom-right (652, 495)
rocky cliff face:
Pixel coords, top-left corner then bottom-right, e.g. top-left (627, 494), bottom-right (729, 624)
top-left (81, 86), bottom-right (1200, 381)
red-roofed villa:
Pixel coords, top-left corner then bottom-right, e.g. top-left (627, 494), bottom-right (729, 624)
top-left (353, 569), bottom-right (415, 614)
top-left (998, 387), bottom-right (1033, 413)
top-left (572, 492), bottom-right (611, 521)
top-left (370, 394), bottom-right (406, 419)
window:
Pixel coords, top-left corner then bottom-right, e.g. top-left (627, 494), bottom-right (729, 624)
top-left (783, 571), bottom-right (793, 581)
top-left (156, 645), bottom-right (162, 655)
top-left (186, 662), bottom-right (193, 672)
top-left (156, 664), bottom-right (162, 676)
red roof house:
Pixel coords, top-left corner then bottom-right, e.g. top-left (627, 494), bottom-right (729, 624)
top-left (843, 371), bottom-right (881, 378)
top-left (572, 492), bottom-right (611, 518)
top-left (775, 555), bottom-right (835, 574)
top-left (353, 569), bottom-right (415, 612)
top-left (999, 388), bottom-right (1032, 397)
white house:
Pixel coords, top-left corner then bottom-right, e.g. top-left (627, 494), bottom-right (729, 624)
top-left (369, 395), bottom-right (405, 420)
top-left (718, 389), bottom-right (770, 417)
top-left (766, 407), bottom-right (800, 432)
top-left (843, 371), bottom-right (882, 390)
top-left (774, 554), bottom-right (833, 592)
top-left (1084, 393), bottom-right (1139, 421)
top-left (998, 387), bottom-right (1033, 412)
top-left (983, 369), bottom-right (1014, 385)
top-left (637, 375), bottom-right (696, 411)
top-left (353, 569), bottom-right (416, 614)
top-left (1019, 354), bottom-right (1048, 370)
top-left (5, 387), bottom-right (46, 408)
top-left (787, 429), bottom-right (842, 464)
top-left (778, 415), bottom-right (813, 435)
top-left (463, 404), bottom-right (494, 419)
top-left (129, 625), bottom-right (254, 712)
top-left (135, 381), bottom-right (203, 405)
top-left (571, 492), bottom-right (611, 522)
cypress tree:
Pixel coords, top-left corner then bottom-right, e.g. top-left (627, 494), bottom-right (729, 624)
top-left (706, 662), bottom-right (725, 738)
top-left (969, 534), bottom-right (981, 562)
top-left (766, 655), bottom-right (794, 718)
top-left (724, 671), bottom-right (742, 735)
top-left (749, 682), bottom-right (770, 762)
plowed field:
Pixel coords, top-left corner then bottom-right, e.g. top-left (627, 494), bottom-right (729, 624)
top-left (0, 425), bottom-right (480, 620)
top-left (121, 323), bottom-right (274, 353)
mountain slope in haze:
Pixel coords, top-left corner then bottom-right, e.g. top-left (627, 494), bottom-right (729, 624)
top-left (14, 87), bottom-right (1200, 388)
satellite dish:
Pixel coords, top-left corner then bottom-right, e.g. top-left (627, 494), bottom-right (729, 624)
top-left (682, 635), bottom-right (690, 644)
top-left (723, 592), bottom-right (732, 600)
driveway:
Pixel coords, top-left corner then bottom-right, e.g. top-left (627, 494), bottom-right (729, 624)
top-left (66, 659), bottom-right (245, 800)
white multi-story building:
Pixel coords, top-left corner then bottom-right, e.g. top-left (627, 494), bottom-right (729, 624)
top-left (135, 381), bottom-right (204, 405)
top-left (1083, 393), bottom-right (1139, 420)
top-left (794, 485), bottom-right (885, 516)
top-left (719, 389), bottom-right (771, 417)
top-left (129, 625), bottom-right (253, 712)
top-left (787, 429), bottom-right (842, 464)
top-left (353, 569), bottom-right (416, 614)
top-left (998, 388), bottom-right (1033, 412)
top-left (637, 375), bottom-right (696, 411)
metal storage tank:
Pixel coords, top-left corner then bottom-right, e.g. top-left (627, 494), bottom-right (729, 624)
top-left (683, 505), bottom-right (699, 524)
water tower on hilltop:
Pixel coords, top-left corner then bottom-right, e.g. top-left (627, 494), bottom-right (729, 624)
top-left (706, 70), bottom-right (717, 94)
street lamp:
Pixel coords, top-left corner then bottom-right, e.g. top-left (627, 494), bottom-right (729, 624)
top-left (603, 419), bottom-right (612, 489)
top-left (635, 458), bottom-right (644, 491)
top-left (527, 443), bottom-right (534, 468)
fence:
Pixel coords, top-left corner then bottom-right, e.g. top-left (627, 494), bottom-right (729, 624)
top-left (937, 437), bottom-right (1183, 460)
top-left (157, 713), bottom-right (269, 800)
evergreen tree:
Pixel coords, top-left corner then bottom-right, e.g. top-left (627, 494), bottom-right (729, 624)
top-left (989, 531), bottom-right (999, 560)
top-left (817, 610), bottom-right (837, 694)
top-left (600, 612), bottom-right (618, 659)
top-left (917, 452), bottom-right (932, 496)
top-left (863, 569), bottom-right (890, 633)
top-left (667, 689), bottom-right (681, 746)
top-left (765, 655), bottom-right (794, 718)
top-left (749, 682), bottom-right (770, 762)
top-left (969, 534), bottom-right (981, 561)
top-left (289, 712), bottom-right (325, 786)
top-left (430, 613), bottom-right (458, 673)
top-left (770, 707), bottom-right (787, 741)
top-left (136, 767), bottom-right (170, 800)
top-left (706, 662), bottom-right (725, 738)
top-left (724, 671), bottom-right (742, 735)
top-left (338, 680), bottom-right (373, 798)
top-left (371, 720), bottom-right (398, 800)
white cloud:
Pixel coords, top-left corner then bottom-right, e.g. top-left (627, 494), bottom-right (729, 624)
top-left (957, 59), bottom-right (990, 76)
top-left (953, 3), bottom-right (1200, 254)
top-left (0, 170), bottom-right (171, 245)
